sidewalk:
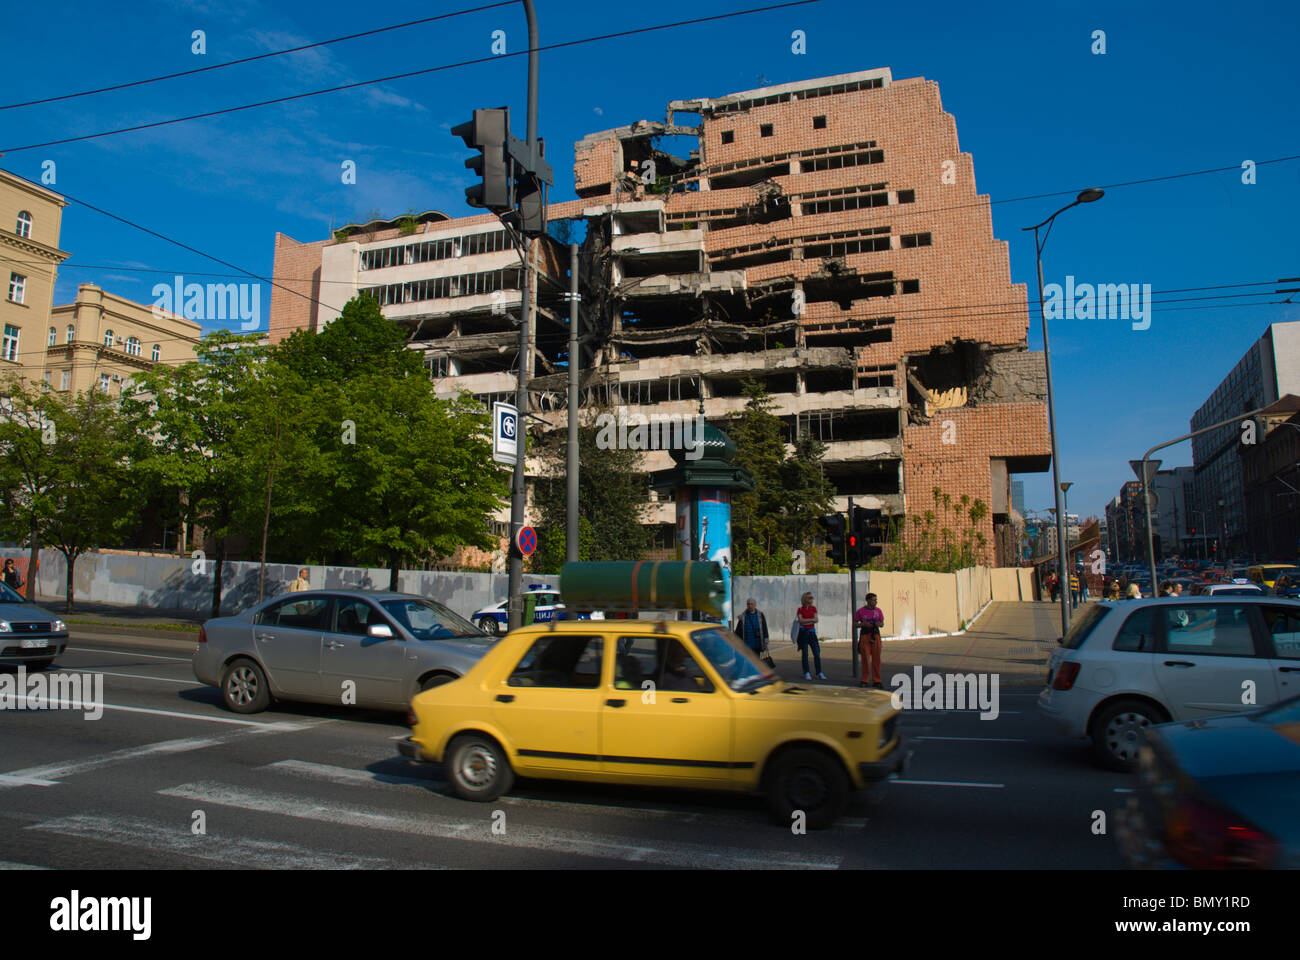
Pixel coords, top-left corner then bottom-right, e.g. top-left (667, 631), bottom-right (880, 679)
top-left (769, 600), bottom-right (1061, 689)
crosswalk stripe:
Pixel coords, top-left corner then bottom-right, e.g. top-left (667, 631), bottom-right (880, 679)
top-left (26, 814), bottom-right (425, 870)
top-left (159, 780), bottom-right (843, 870)
top-left (264, 759), bottom-right (871, 830)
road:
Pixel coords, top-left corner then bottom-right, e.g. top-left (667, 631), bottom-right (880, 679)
top-left (0, 602), bottom-right (1132, 869)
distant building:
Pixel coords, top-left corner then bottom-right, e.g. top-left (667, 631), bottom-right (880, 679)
top-left (1, 169), bottom-right (69, 380)
top-left (1191, 320), bottom-right (1300, 555)
top-left (1241, 402), bottom-right (1300, 559)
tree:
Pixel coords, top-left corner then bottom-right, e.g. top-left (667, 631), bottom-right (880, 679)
top-left (273, 296), bottom-right (508, 588)
top-left (36, 389), bottom-right (140, 612)
top-left (0, 377), bottom-right (59, 600)
top-left (728, 380), bottom-right (836, 575)
top-left (531, 405), bottom-right (653, 574)
top-left (122, 332), bottom-right (268, 617)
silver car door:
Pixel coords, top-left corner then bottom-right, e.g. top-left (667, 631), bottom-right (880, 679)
top-left (1257, 604), bottom-right (1300, 704)
top-left (253, 595), bottom-right (329, 697)
top-left (320, 596), bottom-right (406, 707)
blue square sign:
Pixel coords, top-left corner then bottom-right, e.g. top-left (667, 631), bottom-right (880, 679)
top-left (493, 401), bottom-right (518, 465)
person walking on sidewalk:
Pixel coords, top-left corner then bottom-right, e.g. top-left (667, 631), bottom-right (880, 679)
top-left (1, 559), bottom-right (23, 592)
top-left (735, 598), bottom-right (773, 668)
top-left (289, 568), bottom-right (311, 592)
top-left (795, 592), bottom-right (826, 681)
top-left (854, 592), bottom-right (885, 688)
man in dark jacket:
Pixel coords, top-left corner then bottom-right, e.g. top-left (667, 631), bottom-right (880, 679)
top-left (734, 598), bottom-right (769, 658)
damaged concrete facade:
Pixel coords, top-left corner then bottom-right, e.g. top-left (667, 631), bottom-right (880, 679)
top-left (269, 68), bottom-right (1050, 564)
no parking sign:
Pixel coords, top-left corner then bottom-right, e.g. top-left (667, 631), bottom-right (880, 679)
top-left (516, 526), bottom-right (537, 556)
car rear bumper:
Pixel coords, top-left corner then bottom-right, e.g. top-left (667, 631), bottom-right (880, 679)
top-left (1038, 687), bottom-right (1088, 739)
top-left (397, 736), bottom-right (433, 763)
top-left (858, 738), bottom-right (908, 782)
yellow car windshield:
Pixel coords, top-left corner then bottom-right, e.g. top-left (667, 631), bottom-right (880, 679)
top-left (690, 627), bottom-right (772, 691)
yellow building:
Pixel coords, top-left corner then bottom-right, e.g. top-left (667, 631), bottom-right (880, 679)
top-left (1, 169), bottom-right (69, 381)
top-left (46, 284), bottom-right (201, 396)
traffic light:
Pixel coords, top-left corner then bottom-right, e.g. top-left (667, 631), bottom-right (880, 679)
top-left (451, 107), bottom-right (513, 213)
top-left (851, 506), bottom-right (885, 565)
top-left (819, 513), bottom-right (847, 566)
top-left (506, 135), bottom-right (553, 236)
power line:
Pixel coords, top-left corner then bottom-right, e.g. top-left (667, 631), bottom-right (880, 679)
top-left (0, 2), bottom-right (517, 112)
top-left (0, 1), bottom-right (821, 154)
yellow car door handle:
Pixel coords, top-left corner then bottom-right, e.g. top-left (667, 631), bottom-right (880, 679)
top-left (671, 698), bottom-right (688, 703)
top-left (496, 694), bottom-right (515, 703)
top-left (605, 699), bottom-right (626, 708)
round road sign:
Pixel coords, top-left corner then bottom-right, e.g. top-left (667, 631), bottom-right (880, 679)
top-left (516, 526), bottom-right (537, 556)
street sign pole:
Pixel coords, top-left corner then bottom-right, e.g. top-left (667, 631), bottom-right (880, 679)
top-left (849, 496), bottom-right (859, 682)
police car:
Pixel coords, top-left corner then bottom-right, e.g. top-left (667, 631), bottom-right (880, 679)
top-left (472, 585), bottom-right (565, 635)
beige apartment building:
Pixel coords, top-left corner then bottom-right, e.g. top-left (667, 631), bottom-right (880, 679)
top-left (45, 284), bottom-right (201, 396)
top-left (1, 169), bottom-right (69, 382)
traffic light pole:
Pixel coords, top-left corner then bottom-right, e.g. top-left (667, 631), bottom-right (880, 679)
top-left (849, 497), bottom-right (859, 681)
top-left (507, 0), bottom-right (542, 631)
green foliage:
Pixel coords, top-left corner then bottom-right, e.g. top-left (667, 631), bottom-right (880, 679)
top-left (729, 380), bottom-right (836, 576)
top-left (530, 407), bottom-right (652, 574)
top-left (869, 486), bottom-right (991, 572)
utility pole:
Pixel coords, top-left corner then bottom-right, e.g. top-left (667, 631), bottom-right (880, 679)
top-left (566, 243), bottom-right (580, 563)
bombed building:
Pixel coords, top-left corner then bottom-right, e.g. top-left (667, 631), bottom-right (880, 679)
top-left (269, 68), bottom-right (1051, 564)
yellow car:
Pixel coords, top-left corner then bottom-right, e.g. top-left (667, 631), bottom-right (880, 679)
top-left (1246, 564), bottom-right (1300, 590)
top-left (399, 618), bottom-right (905, 829)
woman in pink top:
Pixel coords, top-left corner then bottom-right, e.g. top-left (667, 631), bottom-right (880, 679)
top-left (796, 591), bottom-right (826, 680)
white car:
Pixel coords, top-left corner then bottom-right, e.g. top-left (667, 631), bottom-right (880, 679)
top-left (1038, 597), bottom-right (1300, 770)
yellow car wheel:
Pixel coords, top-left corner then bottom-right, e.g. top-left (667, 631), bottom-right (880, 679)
top-left (446, 733), bottom-right (515, 802)
top-left (764, 746), bottom-right (850, 830)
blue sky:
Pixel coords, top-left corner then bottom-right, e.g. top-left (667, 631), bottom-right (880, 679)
top-left (3, 0), bottom-right (1298, 522)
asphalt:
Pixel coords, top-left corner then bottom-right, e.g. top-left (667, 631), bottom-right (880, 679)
top-left (0, 600), bottom-right (1137, 869)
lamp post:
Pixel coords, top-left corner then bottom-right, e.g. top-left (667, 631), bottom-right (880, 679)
top-left (1024, 189), bottom-right (1104, 635)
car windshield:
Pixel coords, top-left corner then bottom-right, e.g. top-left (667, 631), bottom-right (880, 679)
top-left (380, 597), bottom-right (483, 640)
top-left (0, 582), bottom-right (25, 604)
top-left (1061, 603), bottom-right (1108, 649)
top-left (690, 626), bottom-right (772, 691)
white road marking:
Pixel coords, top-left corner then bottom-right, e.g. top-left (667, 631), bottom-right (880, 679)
top-left (68, 647), bottom-right (192, 662)
top-left (4, 697), bottom-right (319, 729)
top-left (0, 774), bottom-right (58, 787)
top-left (62, 669), bottom-right (196, 685)
top-left (27, 815), bottom-right (427, 870)
top-left (266, 759), bottom-right (871, 831)
top-left (160, 781), bottom-right (843, 869)
top-left (889, 778), bottom-right (1005, 788)
top-left (1, 736), bottom-right (222, 786)
top-left (913, 736), bottom-right (1028, 743)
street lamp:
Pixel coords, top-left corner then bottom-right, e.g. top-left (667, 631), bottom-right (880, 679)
top-left (1024, 189), bottom-right (1104, 635)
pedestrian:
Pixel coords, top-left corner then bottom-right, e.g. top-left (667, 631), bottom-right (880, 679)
top-left (1, 559), bottom-right (23, 592)
top-left (288, 568), bottom-right (311, 592)
top-left (734, 598), bottom-right (774, 668)
top-left (1106, 580), bottom-right (1121, 601)
top-left (1047, 571), bottom-right (1060, 603)
top-left (1159, 581), bottom-right (1174, 597)
top-left (854, 592), bottom-right (885, 688)
top-left (795, 591), bottom-right (825, 681)
top-left (1126, 583), bottom-right (1141, 600)
top-left (1172, 582), bottom-right (1184, 597)
top-left (1069, 571), bottom-right (1081, 608)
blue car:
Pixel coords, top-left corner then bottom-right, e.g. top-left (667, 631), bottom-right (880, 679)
top-left (1116, 694), bottom-right (1300, 869)
top-left (0, 581), bottom-right (69, 670)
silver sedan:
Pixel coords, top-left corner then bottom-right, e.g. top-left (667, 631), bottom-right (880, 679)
top-left (193, 590), bottom-right (494, 713)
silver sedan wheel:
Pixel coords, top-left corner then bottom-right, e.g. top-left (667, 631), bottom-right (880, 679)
top-left (1103, 710), bottom-right (1151, 762)
top-left (226, 665), bottom-right (260, 707)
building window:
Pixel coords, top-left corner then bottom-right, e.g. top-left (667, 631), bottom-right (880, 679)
top-left (900, 232), bottom-right (932, 248)
top-left (2, 325), bottom-right (18, 362)
top-left (66, 324), bottom-right (75, 344)
top-left (720, 130), bottom-right (734, 145)
top-left (60, 370), bottom-right (69, 391)
top-left (8, 273), bottom-right (25, 304)
top-left (812, 115), bottom-right (827, 129)
top-left (99, 373), bottom-right (110, 393)
top-left (897, 189), bottom-right (916, 204)
top-left (48, 327), bottom-right (57, 347)
top-left (43, 371), bottom-right (52, 389)
top-left (126, 336), bottom-right (141, 356)
top-left (760, 123), bottom-right (774, 137)
top-left (152, 343), bottom-right (160, 362)
top-left (103, 329), bottom-right (114, 348)
top-left (901, 279), bottom-right (920, 294)
top-left (15, 211), bottom-right (32, 238)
